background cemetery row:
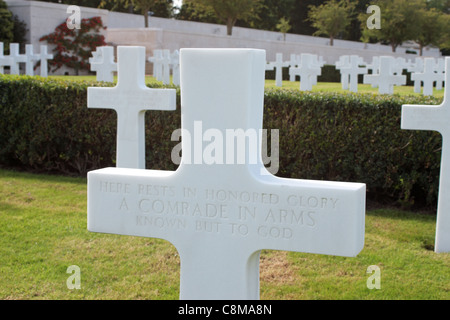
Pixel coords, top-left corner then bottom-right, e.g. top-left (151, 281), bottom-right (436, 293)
top-left (1, 42), bottom-right (447, 96)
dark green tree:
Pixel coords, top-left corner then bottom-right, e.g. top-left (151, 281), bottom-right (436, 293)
top-left (308, 0), bottom-right (356, 46)
top-left (359, 0), bottom-right (425, 52)
top-left (0, 0), bottom-right (14, 51)
top-left (189, 0), bottom-right (263, 35)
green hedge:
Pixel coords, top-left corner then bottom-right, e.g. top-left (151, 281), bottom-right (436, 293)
top-left (0, 74), bottom-right (443, 207)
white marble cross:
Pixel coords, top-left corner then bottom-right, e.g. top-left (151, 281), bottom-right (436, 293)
top-left (0, 42), bottom-right (13, 74)
top-left (170, 50), bottom-right (180, 86)
top-left (88, 46), bottom-right (176, 169)
top-left (288, 54), bottom-right (299, 82)
top-left (38, 45), bottom-right (53, 78)
top-left (269, 53), bottom-right (289, 87)
top-left (363, 56), bottom-right (406, 94)
top-left (411, 58), bottom-right (445, 96)
top-left (290, 53), bottom-right (322, 91)
top-left (401, 57), bottom-right (450, 253)
top-left (9, 43), bottom-right (26, 75)
top-left (24, 44), bottom-right (40, 76)
top-left (337, 55), bottom-right (367, 93)
top-left (434, 58), bottom-right (445, 91)
top-left (336, 55), bottom-right (350, 90)
top-left (87, 49), bottom-right (366, 300)
top-left (366, 56), bottom-right (380, 88)
top-left (161, 49), bottom-right (172, 85)
top-left (89, 46), bottom-right (117, 83)
top-left (148, 49), bottom-right (163, 81)
top-left (408, 57), bottom-right (425, 93)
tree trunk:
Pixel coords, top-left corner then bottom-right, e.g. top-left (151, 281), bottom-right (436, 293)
top-left (329, 35), bottom-right (334, 46)
top-left (391, 43), bottom-right (397, 52)
top-left (226, 17), bottom-right (235, 36)
top-left (419, 44), bottom-right (423, 56)
top-left (144, 12), bottom-right (149, 28)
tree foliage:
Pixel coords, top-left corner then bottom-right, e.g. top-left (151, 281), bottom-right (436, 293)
top-left (188, 0), bottom-right (263, 35)
top-left (359, 0), bottom-right (424, 52)
top-left (0, 0), bottom-right (14, 50)
top-left (39, 17), bottom-right (107, 75)
top-left (307, 0), bottom-right (356, 46)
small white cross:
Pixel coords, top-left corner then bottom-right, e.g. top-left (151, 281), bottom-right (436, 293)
top-left (88, 46), bottom-right (176, 169)
top-left (411, 58), bottom-right (445, 96)
top-left (290, 54), bottom-right (322, 91)
top-left (269, 53), bottom-right (289, 87)
top-left (89, 46), bottom-right (117, 83)
top-left (170, 50), bottom-right (180, 86)
top-left (8, 43), bottom-right (26, 75)
top-left (0, 42), bottom-right (14, 74)
top-left (363, 56), bottom-right (405, 94)
top-left (148, 49), bottom-right (163, 81)
top-left (24, 44), bottom-right (40, 76)
top-left (38, 45), bottom-right (53, 77)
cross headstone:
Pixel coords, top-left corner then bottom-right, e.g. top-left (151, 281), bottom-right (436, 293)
top-left (366, 56), bottom-right (380, 88)
top-left (310, 55), bottom-right (324, 86)
top-left (407, 57), bottom-right (424, 93)
top-left (336, 55), bottom-right (350, 90)
top-left (148, 49), bottom-right (163, 81)
top-left (336, 55), bottom-right (367, 93)
top-left (411, 58), bottom-right (444, 96)
top-left (38, 45), bottom-right (53, 78)
top-left (0, 42), bottom-right (13, 74)
top-left (363, 56), bottom-right (406, 94)
top-left (269, 53), bottom-right (289, 87)
top-left (87, 48), bottom-right (366, 300)
top-left (161, 49), bottom-right (172, 85)
top-left (24, 44), bottom-right (40, 76)
top-left (288, 54), bottom-right (299, 82)
top-left (434, 58), bottom-right (445, 91)
top-left (170, 50), bottom-right (180, 86)
top-left (290, 53), bottom-right (322, 91)
top-left (391, 57), bottom-right (406, 75)
top-left (401, 56), bottom-right (450, 253)
top-left (88, 46), bottom-right (176, 169)
top-left (89, 46), bottom-right (117, 83)
top-left (9, 43), bottom-right (26, 75)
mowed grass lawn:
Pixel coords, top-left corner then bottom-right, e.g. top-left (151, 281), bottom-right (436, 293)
top-left (0, 169), bottom-right (448, 300)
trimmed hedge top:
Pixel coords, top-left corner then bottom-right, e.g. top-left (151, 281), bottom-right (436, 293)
top-left (0, 74), bottom-right (443, 208)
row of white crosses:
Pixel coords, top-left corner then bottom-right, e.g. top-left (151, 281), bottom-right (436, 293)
top-left (87, 47), bottom-right (366, 299)
top-left (266, 52), bottom-right (324, 91)
top-left (0, 42), bottom-right (53, 77)
top-left (335, 55), bottom-right (446, 96)
top-left (335, 55), bottom-right (368, 93)
top-left (147, 49), bottom-right (180, 86)
top-left (410, 57), bottom-right (445, 96)
top-left (363, 56), bottom-right (407, 94)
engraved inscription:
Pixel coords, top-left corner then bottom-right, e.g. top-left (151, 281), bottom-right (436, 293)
top-left (98, 181), bottom-right (340, 239)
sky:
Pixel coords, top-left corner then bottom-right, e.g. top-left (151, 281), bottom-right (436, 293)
top-left (173, 0), bottom-right (182, 8)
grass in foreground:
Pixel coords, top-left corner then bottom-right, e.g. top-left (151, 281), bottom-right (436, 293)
top-left (0, 169), bottom-right (448, 300)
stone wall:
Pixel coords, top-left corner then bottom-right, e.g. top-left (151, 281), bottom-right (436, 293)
top-left (5, 0), bottom-right (442, 75)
